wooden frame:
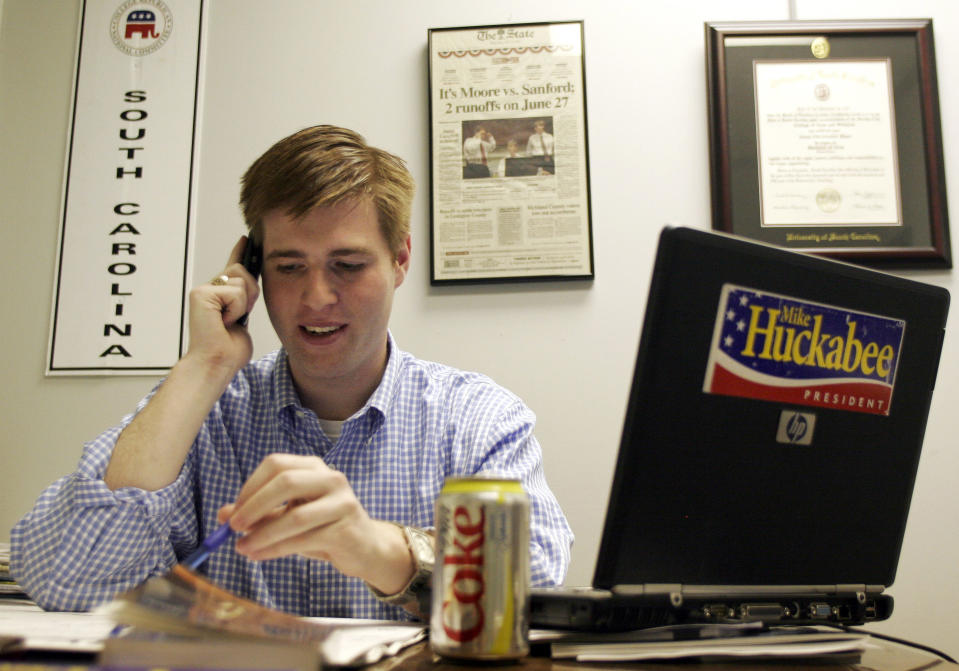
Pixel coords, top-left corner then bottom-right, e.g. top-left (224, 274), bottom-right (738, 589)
top-left (706, 19), bottom-right (951, 269)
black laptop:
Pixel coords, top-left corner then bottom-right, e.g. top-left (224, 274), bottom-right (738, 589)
top-left (531, 226), bottom-right (949, 631)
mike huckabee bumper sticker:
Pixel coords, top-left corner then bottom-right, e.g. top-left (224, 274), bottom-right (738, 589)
top-left (703, 285), bottom-right (904, 416)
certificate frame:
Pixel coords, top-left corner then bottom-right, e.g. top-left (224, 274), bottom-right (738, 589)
top-left (428, 21), bottom-right (594, 284)
top-left (706, 19), bottom-right (951, 269)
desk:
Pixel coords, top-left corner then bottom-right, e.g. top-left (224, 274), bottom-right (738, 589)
top-left (1, 635), bottom-right (955, 670)
top-left (1, 598), bottom-right (954, 670)
top-left (392, 639), bottom-right (956, 671)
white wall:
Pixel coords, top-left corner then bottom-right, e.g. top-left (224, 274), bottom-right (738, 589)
top-left (1, 0), bottom-right (956, 659)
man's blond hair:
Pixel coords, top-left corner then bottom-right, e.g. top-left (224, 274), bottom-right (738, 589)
top-left (240, 125), bottom-right (415, 254)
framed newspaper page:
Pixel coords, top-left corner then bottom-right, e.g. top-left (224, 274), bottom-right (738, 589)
top-left (428, 21), bottom-right (594, 284)
top-left (706, 19), bottom-right (951, 268)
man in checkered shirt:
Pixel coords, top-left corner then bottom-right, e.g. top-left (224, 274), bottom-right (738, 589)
top-left (11, 125), bottom-right (573, 619)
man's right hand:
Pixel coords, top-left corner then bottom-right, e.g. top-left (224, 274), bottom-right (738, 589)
top-left (184, 236), bottom-right (261, 376)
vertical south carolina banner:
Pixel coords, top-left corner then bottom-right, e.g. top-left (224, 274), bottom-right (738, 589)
top-left (47, 0), bottom-right (204, 375)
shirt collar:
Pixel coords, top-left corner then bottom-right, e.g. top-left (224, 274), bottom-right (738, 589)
top-left (272, 331), bottom-right (402, 423)
top-left (273, 349), bottom-right (301, 415)
top-left (366, 331), bottom-right (402, 418)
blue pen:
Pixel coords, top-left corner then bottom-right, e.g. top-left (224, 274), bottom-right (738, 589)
top-left (181, 521), bottom-right (234, 570)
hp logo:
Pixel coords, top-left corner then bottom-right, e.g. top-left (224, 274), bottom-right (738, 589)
top-left (776, 411), bottom-right (816, 445)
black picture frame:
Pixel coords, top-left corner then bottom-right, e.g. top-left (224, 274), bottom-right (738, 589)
top-left (427, 21), bottom-right (594, 284)
top-left (706, 19), bottom-right (951, 269)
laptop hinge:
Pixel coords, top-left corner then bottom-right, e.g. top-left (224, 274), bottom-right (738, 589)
top-left (836, 584), bottom-right (868, 595)
top-left (611, 583), bottom-right (684, 607)
top-left (612, 584), bottom-right (883, 597)
top-left (838, 584), bottom-right (886, 597)
top-left (612, 583), bottom-right (682, 596)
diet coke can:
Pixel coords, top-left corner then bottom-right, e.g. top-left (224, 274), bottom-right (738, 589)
top-left (430, 476), bottom-right (530, 661)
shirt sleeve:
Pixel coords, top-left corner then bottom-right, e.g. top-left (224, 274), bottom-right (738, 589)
top-left (448, 386), bottom-right (574, 588)
top-left (9, 395), bottom-right (200, 611)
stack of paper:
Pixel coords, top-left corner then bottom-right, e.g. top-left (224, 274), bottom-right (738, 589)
top-left (531, 623), bottom-right (873, 663)
top-left (97, 565), bottom-right (426, 669)
top-left (0, 544), bottom-right (22, 596)
top-left (0, 601), bottom-right (118, 655)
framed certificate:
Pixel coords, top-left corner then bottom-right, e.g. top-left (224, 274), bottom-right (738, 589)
top-left (706, 19), bottom-right (951, 268)
top-left (428, 21), bottom-right (594, 284)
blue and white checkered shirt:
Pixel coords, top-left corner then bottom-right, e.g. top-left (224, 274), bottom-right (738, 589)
top-left (11, 334), bottom-right (573, 618)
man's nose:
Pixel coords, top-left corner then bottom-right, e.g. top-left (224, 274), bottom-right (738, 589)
top-left (302, 270), bottom-right (338, 307)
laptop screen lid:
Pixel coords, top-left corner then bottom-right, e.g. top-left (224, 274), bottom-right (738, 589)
top-left (593, 227), bottom-right (949, 593)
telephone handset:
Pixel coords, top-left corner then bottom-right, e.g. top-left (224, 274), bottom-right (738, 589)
top-left (237, 236), bottom-right (262, 326)
top-left (241, 236), bottom-right (262, 280)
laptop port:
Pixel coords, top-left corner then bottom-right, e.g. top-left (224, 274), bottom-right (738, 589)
top-left (740, 603), bottom-right (784, 620)
top-left (864, 600), bottom-right (878, 619)
top-left (807, 602), bottom-right (832, 619)
top-left (702, 603), bottom-right (731, 620)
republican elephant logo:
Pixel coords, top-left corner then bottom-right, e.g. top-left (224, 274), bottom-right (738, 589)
top-left (111, 1), bottom-right (172, 57)
top-left (124, 10), bottom-right (158, 39)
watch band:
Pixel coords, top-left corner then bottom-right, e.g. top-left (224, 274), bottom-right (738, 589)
top-left (367, 524), bottom-right (434, 611)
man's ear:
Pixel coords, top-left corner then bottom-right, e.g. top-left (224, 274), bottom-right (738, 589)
top-left (394, 236), bottom-right (412, 288)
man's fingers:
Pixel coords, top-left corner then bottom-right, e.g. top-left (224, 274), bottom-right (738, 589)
top-left (235, 496), bottom-right (348, 560)
top-left (233, 454), bottom-right (310, 508)
top-left (204, 237), bottom-right (260, 321)
top-left (231, 456), bottom-right (341, 532)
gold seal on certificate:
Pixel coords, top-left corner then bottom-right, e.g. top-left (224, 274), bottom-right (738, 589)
top-left (816, 188), bottom-right (841, 213)
top-left (810, 37), bottom-right (830, 59)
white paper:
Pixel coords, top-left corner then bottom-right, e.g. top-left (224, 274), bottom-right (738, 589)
top-left (0, 602), bottom-right (117, 653)
top-left (572, 638), bottom-right (875, 661)
top-left (754, 60), bottom-right (901, 227)
top-left (549, 629), bottom-right (874, 662)
top-left (306, 618), bottom-right (426, 667)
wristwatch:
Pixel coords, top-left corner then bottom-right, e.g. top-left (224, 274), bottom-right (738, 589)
top-left (368, 524), bottom-right (434, 612)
